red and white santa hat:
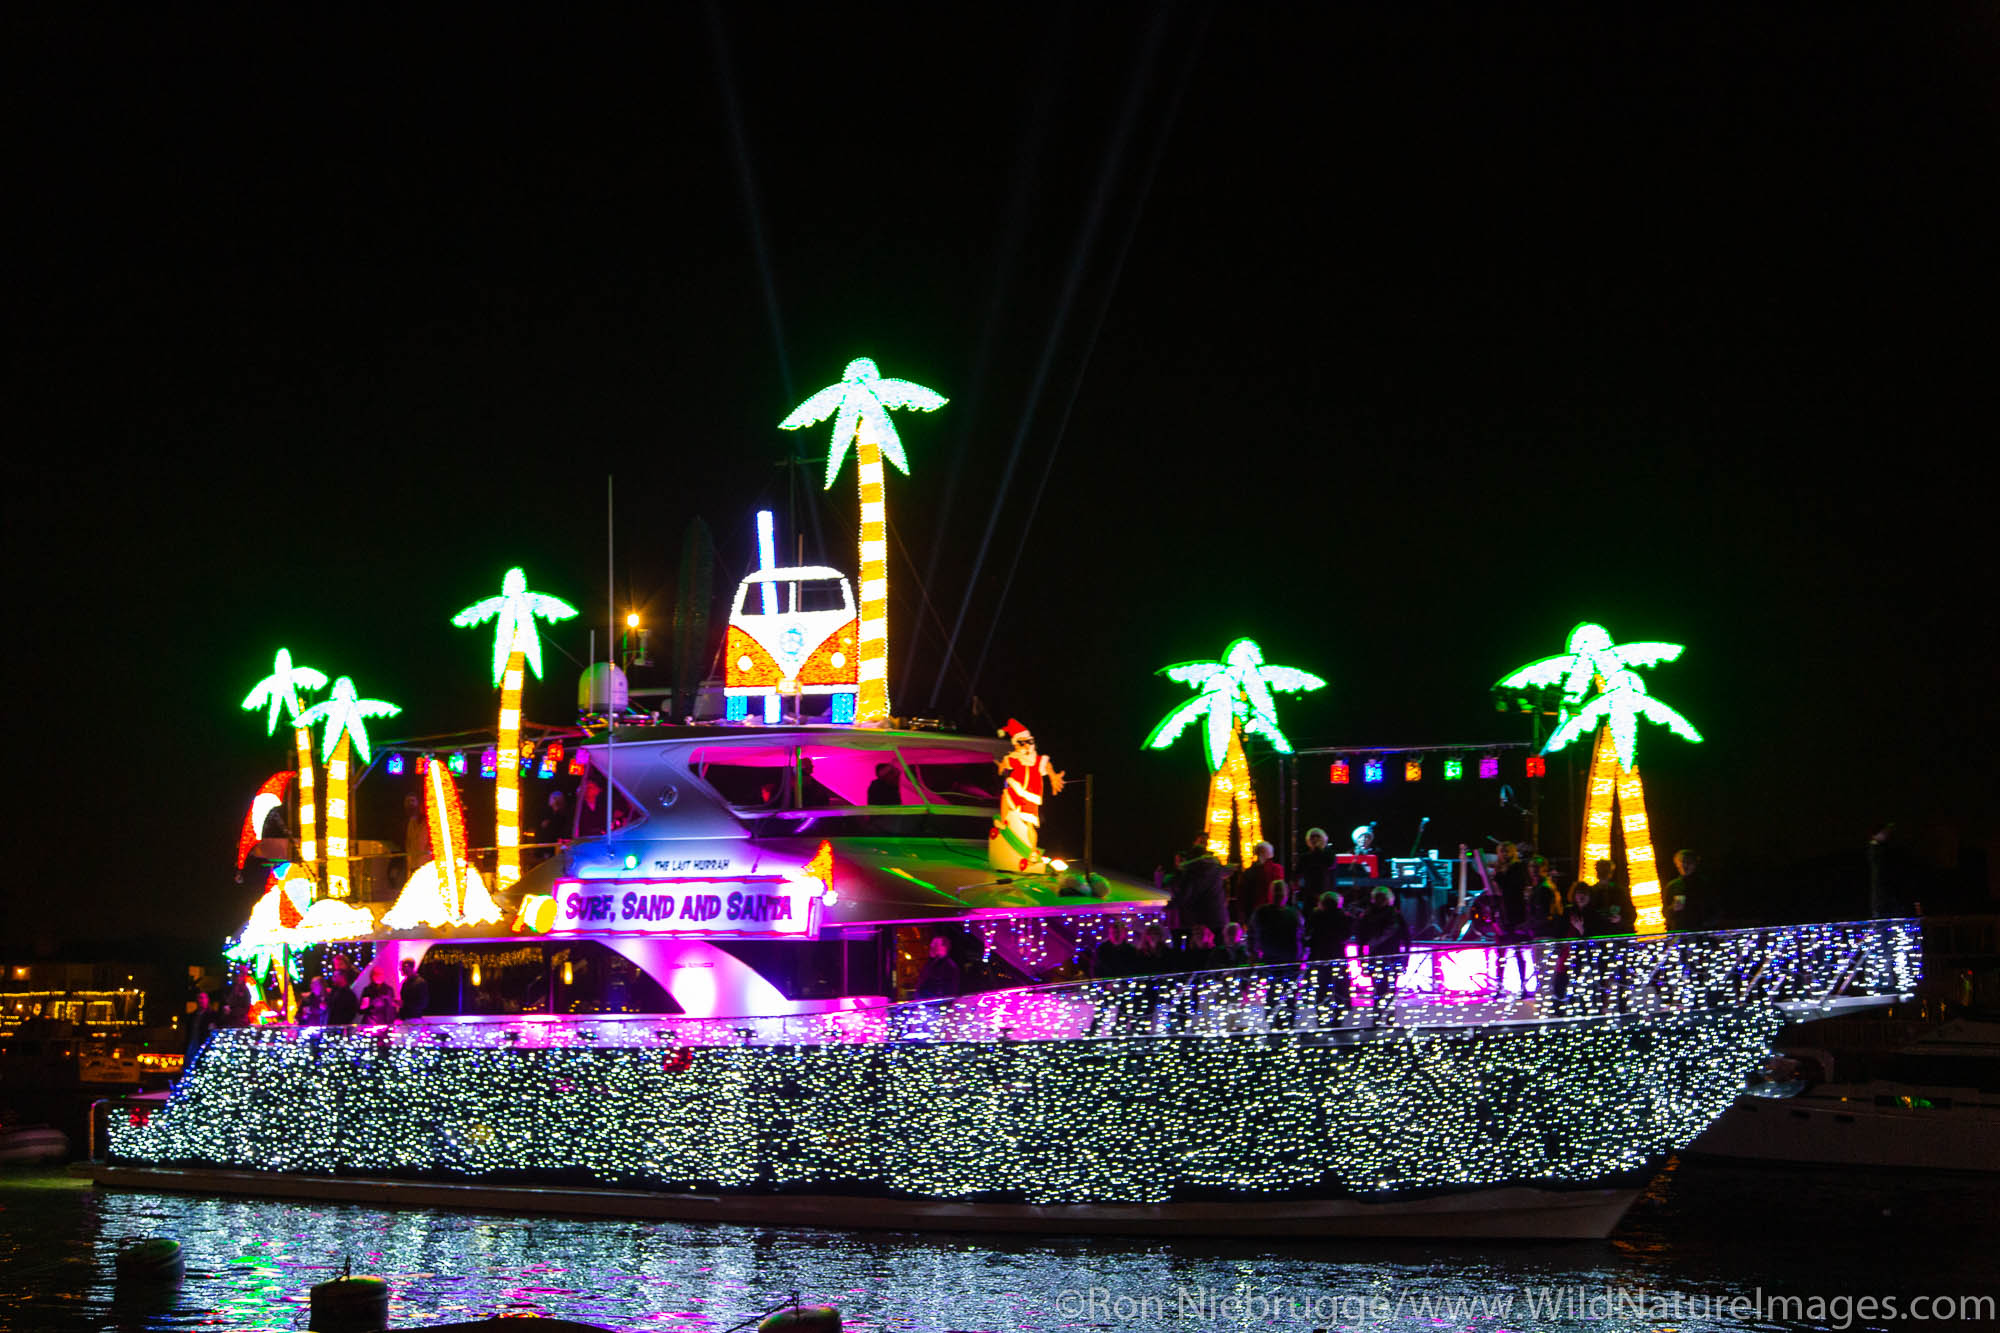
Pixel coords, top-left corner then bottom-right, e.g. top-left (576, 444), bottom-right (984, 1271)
top-left (1000, 718), bottom-right (1033, 743)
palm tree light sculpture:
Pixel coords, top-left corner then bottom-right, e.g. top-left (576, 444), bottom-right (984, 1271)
top-left (452, 567), bottom-right (577, 891)
top-left (1145, 638), bottom-right (1325, 867)
top-left (241, 648), bottom-right (329, 883)
top-left (779, 357), bottom-right (947, 724)
top-left (1496, 623), bottom-right (1701, 932)
top-left (294, 676), bottom-right (401, 900)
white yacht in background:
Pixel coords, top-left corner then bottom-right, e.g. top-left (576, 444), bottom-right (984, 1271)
top-left (1691, 1018), bottom-right (2000, 1172)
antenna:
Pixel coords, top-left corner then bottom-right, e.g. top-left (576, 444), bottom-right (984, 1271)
top-left (606, 474), bottom-right (614, 838)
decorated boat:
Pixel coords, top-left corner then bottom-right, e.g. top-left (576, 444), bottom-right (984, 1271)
top-left (104, 700), bottom-right (1923, 1238)
top-left (95, 360), bottom-right (1924, 1237)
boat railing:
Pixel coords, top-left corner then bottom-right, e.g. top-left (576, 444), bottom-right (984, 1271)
top-left (194, 919), bottom-right (1919, 1056)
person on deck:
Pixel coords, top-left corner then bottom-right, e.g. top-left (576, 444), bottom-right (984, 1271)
top-left (537, 791), bottom-right (570, 856)
top-left (1295, 827), bottom-right (1337, 904)
top-left (184, 989), bottom-right (216, 1056)
top-left (397, 958), bottom-right (430, 1021)
top-left (1167, 836), bottom-right (1231, 941)
top-left (1219, 922), bottom-right (1253, 969)
top-left (221, 971), bottom-right (253, 1028)
top-left (1663, 850), bottom-right (1712, 932)
top-left (1183, 924), bottom-right (1223, 972)
top-left (1306, 890), bottom-right (1354, 1013)
top-left (1305, 891), bottom-right (1352, 960)
top-left (914, 936), bottom-right (961, 1000)
top-left (867, 762), bottom-right (903, 807)
top-left (1570, 858), bottom-right (1625, 932)
top-left (1091, 919), bottom-right (1136, 979)
top-left (1350, 823), bottom-right (1383, 870)
top-left (1490, 843), bottom-right (1531, 941)
top-left (1250, 882), bottom-right (1305, 965)
top-left (296, 977), bottom-right (327, 1026)
top-left (1527, 856), bottom-right (1566, 938)
top-left (1565, 883), bottom-right (1620, 938)
top-left (1357, 886), bottom-right (1411, 1013)
top-left (361, 969), bottom-right (398, 1024)
top-left (1236, 841), bottom-right (1285, 925)
top-left (324, 973), bottom-right (360, 1025)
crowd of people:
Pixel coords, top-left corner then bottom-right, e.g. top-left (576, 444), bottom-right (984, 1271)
top-left (1056, 829), bottom-right (1725, 988)
top-left (1042, 833), bottom-right (1415, 990)
top-left (185, 957), bottom-right (432, 1055)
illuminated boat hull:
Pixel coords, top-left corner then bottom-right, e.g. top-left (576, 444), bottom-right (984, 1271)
top-left (114, 922), bottom-right (1919, 1239)
top-left (107, 1004), bottom-right (1761, 1239)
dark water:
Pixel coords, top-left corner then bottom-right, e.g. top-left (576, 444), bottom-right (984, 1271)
top-left (1, 1161), bottom-right (1994, 1332)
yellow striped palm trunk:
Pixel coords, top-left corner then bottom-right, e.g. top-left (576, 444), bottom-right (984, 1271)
top-left (495, 650), bottom-right (525, 890)
top-left (293, 724), bottom-right (319, 877)
top-left (1578, 724), bottom-right (1618, 886)
top-left (324, 732), bottom-right (353, 899)
top-left (1205, 721), bottom-right (1262, 868)
top-left (1576, 722), bottom-right (1665, 934)
top-left (1617, 766), bottom-right (1664, 932)
top-left (853, 435), bottom-right (891, 723)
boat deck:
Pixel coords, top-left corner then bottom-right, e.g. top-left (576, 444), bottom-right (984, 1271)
top-left (286, 918), bottom-right (1917, 1051)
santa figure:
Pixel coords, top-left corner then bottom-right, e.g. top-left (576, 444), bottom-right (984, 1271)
top-left (990, 718), bottom-right (1065, 872)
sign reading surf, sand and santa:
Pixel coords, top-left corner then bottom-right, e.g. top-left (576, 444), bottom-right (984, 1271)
top-left (549, 877), bottom-right (820, 938)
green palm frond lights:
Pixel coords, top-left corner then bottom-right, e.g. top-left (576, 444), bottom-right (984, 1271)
top-left (1144, 638), bottom-right (1326, 771)
top-left (1545, 669), bottom-right (1703, 771)
top-left (451, 567), bottom-right (580, 686)
top-left (1494, 622), bottom-right (1685, 707)
top-left (241, 647), bottom-right (328, 734)
top-left (295, 677), bottom-right (402, 765)
top-left (778, 356), bottom-right (948, 490)
top-left (1495, 622), bottom-right (1701, 770)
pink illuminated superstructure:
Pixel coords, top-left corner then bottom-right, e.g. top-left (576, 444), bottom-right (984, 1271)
top-left (251, 723), bottom-right (1170, 1023)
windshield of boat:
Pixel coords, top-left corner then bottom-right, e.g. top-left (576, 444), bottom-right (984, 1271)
top-left (899, 744), bottom-right (1005, 807)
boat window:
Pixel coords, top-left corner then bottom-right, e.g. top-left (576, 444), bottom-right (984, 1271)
top-left (897, 744), bottom-right (1004, 808)
top-left (689, 743), bottom-right (795, 808)
top-left (891, 925), bottom-right (1030, 1000)
top-left (418, 943), bottom-right (550, 1017)
top-left (793, 744), bottom-right (896, 808)
top-left (575, 767), bottom-right (646, 835)
top-left (552, 940), bottom-right (679, 1015)
top-left (711, 934), bottom-right (891, 1000)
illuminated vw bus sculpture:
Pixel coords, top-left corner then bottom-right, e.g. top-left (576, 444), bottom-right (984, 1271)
top-left (722, 566), bottom-right (860, 724)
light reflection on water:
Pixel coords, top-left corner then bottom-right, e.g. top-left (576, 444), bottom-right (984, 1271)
top-left (2, 1160), bottom-right (1994, 1332)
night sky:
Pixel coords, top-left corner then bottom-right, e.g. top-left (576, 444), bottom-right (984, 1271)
top-left (8, 5), bottom-right (1996, 950)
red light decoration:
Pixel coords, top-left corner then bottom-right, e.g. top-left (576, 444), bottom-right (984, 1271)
top-left (236, 771), bottom-right (295, 871)
top-left (1330, 760), bottom-right (1350, 784)
top-left (1526, 755), bottom-right (1547, 778)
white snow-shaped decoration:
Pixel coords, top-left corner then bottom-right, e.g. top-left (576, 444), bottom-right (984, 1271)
top-left (384, 859), bottom-right (503, 930)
